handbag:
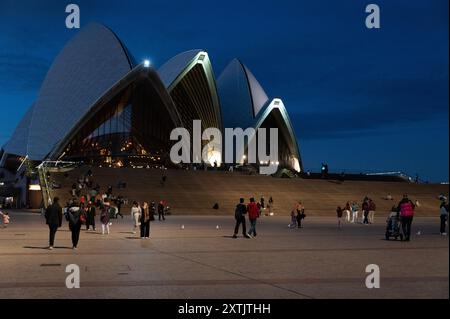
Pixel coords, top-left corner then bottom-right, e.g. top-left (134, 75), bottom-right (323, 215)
top-left (79, 213), bottom-right (86, 224)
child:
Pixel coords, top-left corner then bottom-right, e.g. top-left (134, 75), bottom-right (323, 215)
top-left (100, 205), bottom-right (110, 235)
top-left (1, 211), bottom-right (10, 228)
top-left (336, 206), bottom-right (343, 229)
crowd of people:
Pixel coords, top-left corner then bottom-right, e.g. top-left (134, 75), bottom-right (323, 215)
top-left (39, 169), bottom-right (171, 249)
top-left (2, 172), bottom-right (448, 248)
top-left (232, 193), bottom-right (447, 242)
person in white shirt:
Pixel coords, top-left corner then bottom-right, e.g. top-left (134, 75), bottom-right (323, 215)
top-left (131, 201), bottom-right (141, 234)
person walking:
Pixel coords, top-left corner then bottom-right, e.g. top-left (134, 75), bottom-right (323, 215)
top-left (68, 202), bottom-right (82, 249)
top-left (362, 200), bottom-right (370, 225)
top-left (131, 201), bottom-right (141, 233)
top-left (344, 202), bottom-right (352, 222)
top-left (336, 206), bottom-right (343, 229)
top-left (267, 196), bottom-right (274, 215)
top-left (116, 196), bottom-right (124, 218)
top-left (439, 200), bottom-right (448, 236)
top-left (368, 199), bottom-right (376, 224)
top-left (85, 201), bottom-right (96, 231)
top-left (100, 204), bottom-right (111, 235)
top-left (397, 194), bottom-right (415, 241)
top-left (140, 201), bottom-right (151, 239)
top-left (44, 197), bottom-right (63, 250)
top-left (158, 200), bottom-right (166, 221)
top-left (232, 198), bottom-right (250, 238)
top-left (247, 198), bottom-right (259, 237)
top-left (296, 202), bottom-right (306, 228)
top-left (288, 206), bottom-right (297, 228)
top-left (351, 201), bottom-right (359, 223)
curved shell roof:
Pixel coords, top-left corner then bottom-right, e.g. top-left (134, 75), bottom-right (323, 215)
top-left (8, 23), bottom-right (132, 160)
top-left (157, 49), bottom-right (203, 88)
top-left (2, 25), bottom-right (301, 170)
top-left (2, 104), bottom-right (35, 157)
top-left (217, 59), bottom-right (269, 129)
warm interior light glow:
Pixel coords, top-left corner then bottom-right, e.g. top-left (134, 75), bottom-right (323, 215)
top-left (292, 157), bottom-right (301, 172)
top-left (207, 150), bottom-right (222, 167)
top-left (29, 184), bottom-right (41, 191)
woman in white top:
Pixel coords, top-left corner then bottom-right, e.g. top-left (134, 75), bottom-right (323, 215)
top-left (131, 201), bottom-right (141, 234)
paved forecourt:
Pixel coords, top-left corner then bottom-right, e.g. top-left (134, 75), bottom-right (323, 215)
top-left (0, 211), bottom-right (448, 299)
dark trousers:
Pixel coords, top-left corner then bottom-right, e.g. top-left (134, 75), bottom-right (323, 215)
top-left (296, 216), bottom-right (303, 228)
top-left (48, 225), bottom-right (58, 247)
top-left (440, 215), bottom-right (447, 233)
top-left (140, 221), bottom-right (150, 237)
top-left (363, 211), bottom-right (369, 224)
top-left (401, 216), bottom-right (414, 240)
top-left (71, 225), bottom-right (81, 247)
top-left (158, 212), bottom-right (165, 220)
top-left (86, 214), bottom-right (95, 230)
top-left (234, 216), bottom-right (247, 235)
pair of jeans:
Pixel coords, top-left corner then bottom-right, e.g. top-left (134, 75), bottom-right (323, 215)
top-left (234, 216), bottom-right (247, 235)
top-left (363, 211), bottom-right (369, 224)
top-left (401, 216), bottom-right (414, 240)
top-left (71, 225), bottom-right (81, 247)
top-left (140, 221), bottom-right (150, 237)
top-left (248, 219), bottom-right (257, 236)
top-left (352, 211), bottom-right (358, 223)
top-left (48, 225), bottom-right (58, 247)
top-left (440, 215), bottom-right (447, 233)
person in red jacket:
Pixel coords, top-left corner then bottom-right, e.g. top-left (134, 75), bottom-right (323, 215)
top-left (247, 198), bottom-right (259, 237)
top-left (397, 194), bottom-right (415, 241)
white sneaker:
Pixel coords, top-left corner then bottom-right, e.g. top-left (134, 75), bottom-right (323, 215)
top-left (442, 232), bottom-right (447, 236)
top-left (48, 246), bottom-right (53, 250)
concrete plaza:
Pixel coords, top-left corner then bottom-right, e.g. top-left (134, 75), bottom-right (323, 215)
top-left (0, 211), bottom-right (448, 299)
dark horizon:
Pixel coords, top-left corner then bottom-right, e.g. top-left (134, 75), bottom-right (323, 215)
top-left (0, 0), bottom-right (448, 182)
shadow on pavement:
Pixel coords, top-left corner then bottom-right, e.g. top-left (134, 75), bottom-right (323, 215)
top-left (23, 246), bottom-right (73, 250)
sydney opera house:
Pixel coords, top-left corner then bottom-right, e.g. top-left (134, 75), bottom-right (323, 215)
top-left (0, 23), bottom-right (302, 178)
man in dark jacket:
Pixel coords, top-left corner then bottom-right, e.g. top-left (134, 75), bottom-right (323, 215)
top-left (45, 197), bottom-right (62, 250)
top-left (233, 198), bottom-right (250, 238)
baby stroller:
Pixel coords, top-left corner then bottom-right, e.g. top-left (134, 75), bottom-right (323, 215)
top-left (385, 212), bottom-right (403, 240)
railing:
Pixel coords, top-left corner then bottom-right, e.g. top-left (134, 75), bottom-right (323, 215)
top-left (37, 160), bottom-right (79, 207)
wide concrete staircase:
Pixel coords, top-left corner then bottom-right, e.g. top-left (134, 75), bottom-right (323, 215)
top-left (48, 167), bottom-right (448, 217)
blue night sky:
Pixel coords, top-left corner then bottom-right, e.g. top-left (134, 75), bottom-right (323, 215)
top-left (0, 0), bottom-right (448, 182)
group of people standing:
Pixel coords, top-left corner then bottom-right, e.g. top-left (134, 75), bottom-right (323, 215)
top-left (131, 200), bottom-right (167, 238)
top-left (337, 197), bottom-right (377, 228)
top-left (43, 194), bottom-right (170, 249)
top-left (289, 201), bottom-right (306, 228)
